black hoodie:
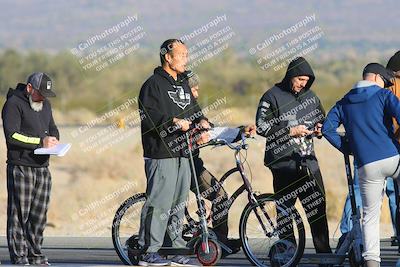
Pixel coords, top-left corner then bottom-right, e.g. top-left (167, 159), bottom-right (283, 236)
top-left (2, 83), bottom-right (59, 167)
top-left (256, 57), bottom-right (325, 170)
top-left (139, 67), bottom-right (205, 159)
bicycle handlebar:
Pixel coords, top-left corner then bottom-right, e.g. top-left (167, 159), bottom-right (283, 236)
top-left (197, 133), bottom-right (255, 151)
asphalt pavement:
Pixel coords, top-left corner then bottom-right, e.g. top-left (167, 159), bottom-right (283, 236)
top-left (0, 237), bottom-right (398, 266)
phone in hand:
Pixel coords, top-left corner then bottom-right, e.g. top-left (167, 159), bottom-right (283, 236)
top-left (304, 121), bottom-right (315, 131)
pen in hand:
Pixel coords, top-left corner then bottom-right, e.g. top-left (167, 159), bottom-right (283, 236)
top-left (43, 136), bottom-right (59, 148)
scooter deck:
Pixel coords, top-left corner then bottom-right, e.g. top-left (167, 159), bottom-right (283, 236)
top-left (128, 247), bottom-right (193, 257)
top-left (301, 253), bottom-right (346, 265)
top-left (391, 235), bottom-right (399, 246)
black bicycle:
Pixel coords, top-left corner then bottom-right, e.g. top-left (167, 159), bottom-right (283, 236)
top-left (112, 133), bottom-right (306, 266)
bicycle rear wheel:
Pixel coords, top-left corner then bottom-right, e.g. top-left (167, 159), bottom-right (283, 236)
top-left (239, 194), bottom-right (305, 267)
top-left (111, 193), bottom-right (146, 265)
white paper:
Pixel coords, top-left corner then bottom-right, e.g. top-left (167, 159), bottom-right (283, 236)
top-left (34, 143), bottom-right (71, 157)
top-left (208, 127), bottom-right (240, 143)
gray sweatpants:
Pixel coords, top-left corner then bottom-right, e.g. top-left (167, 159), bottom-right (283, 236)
top-left (358, 155), bottom-right (400, 262)
top-left (138, 158), bottom-right (191, 253)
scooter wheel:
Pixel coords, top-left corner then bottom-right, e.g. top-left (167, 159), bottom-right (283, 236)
top-left (195, 240), bottom-right (222, 266)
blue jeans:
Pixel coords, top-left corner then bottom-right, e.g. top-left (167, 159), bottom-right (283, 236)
top-left (340, 161), bottom-right (398, 235)
top-left (385, 177), bottom-right (398, 233)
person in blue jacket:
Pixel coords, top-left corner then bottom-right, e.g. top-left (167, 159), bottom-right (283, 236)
top-left (339, 54), bottom-right (400, 247)
top-left (322, 63), bottom-right (400, 267)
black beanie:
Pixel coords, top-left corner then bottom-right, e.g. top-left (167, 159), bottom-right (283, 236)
top-left (387, 50), bottom-right (400, 72)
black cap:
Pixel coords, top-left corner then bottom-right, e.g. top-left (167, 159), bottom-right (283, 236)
top-left (387, 51), bottom-right (400, 72)
top-left (363, 63), bottom-right (394, 88)
top-left (27, 72), bottom-right (56, 97)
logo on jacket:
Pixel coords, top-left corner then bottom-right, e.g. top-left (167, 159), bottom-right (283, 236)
top-left (168, 85), bottom-right (191, 109)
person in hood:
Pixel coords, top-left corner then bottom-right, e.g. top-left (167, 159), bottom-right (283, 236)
top-left (137, 39), bottom-right (209, 266)
top-left (256, 57), bottom-right (332, 258)
top-left (1, 72), bottom-right (59, 265)
top-left (322, 63), bottom-right (400, 266)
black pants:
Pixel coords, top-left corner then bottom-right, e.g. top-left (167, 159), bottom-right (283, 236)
top-left (271, 162), bottom-right (332, 253)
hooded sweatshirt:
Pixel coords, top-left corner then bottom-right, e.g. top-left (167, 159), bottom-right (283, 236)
top-left (256, 57), bottom-right (325, 170)
top-left (2, 83), bottom-right (59, 167)
top-left (139, 67), bottom-right (205, 159)
top-left (322, 80), bottom-right (400, 167)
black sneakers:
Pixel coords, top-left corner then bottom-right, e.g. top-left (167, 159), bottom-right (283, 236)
top-left (221, 238), bottom-right (242, 258)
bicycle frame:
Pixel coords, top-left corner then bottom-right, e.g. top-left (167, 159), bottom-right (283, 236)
top-left (232, 137), bottom-right (258, 204)
top-left (232, 137), bottom-right (279, 236)
top-left (202, 134), bottom-right (281, 238)
top-left (203, 134), bottom-right (259, 203)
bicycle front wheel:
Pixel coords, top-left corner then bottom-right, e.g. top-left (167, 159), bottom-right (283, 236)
top-left (112, 193), bottom-right (146, 265)
top-left (240, 194), bottom-right (305, 267)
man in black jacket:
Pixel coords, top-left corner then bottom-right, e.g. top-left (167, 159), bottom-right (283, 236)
top-left (256, 57), bottom-right (332, 258)
top-left (137, 39), bottom-right (209, 266)
top-left (2, 72), bottom-right (59, 265)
